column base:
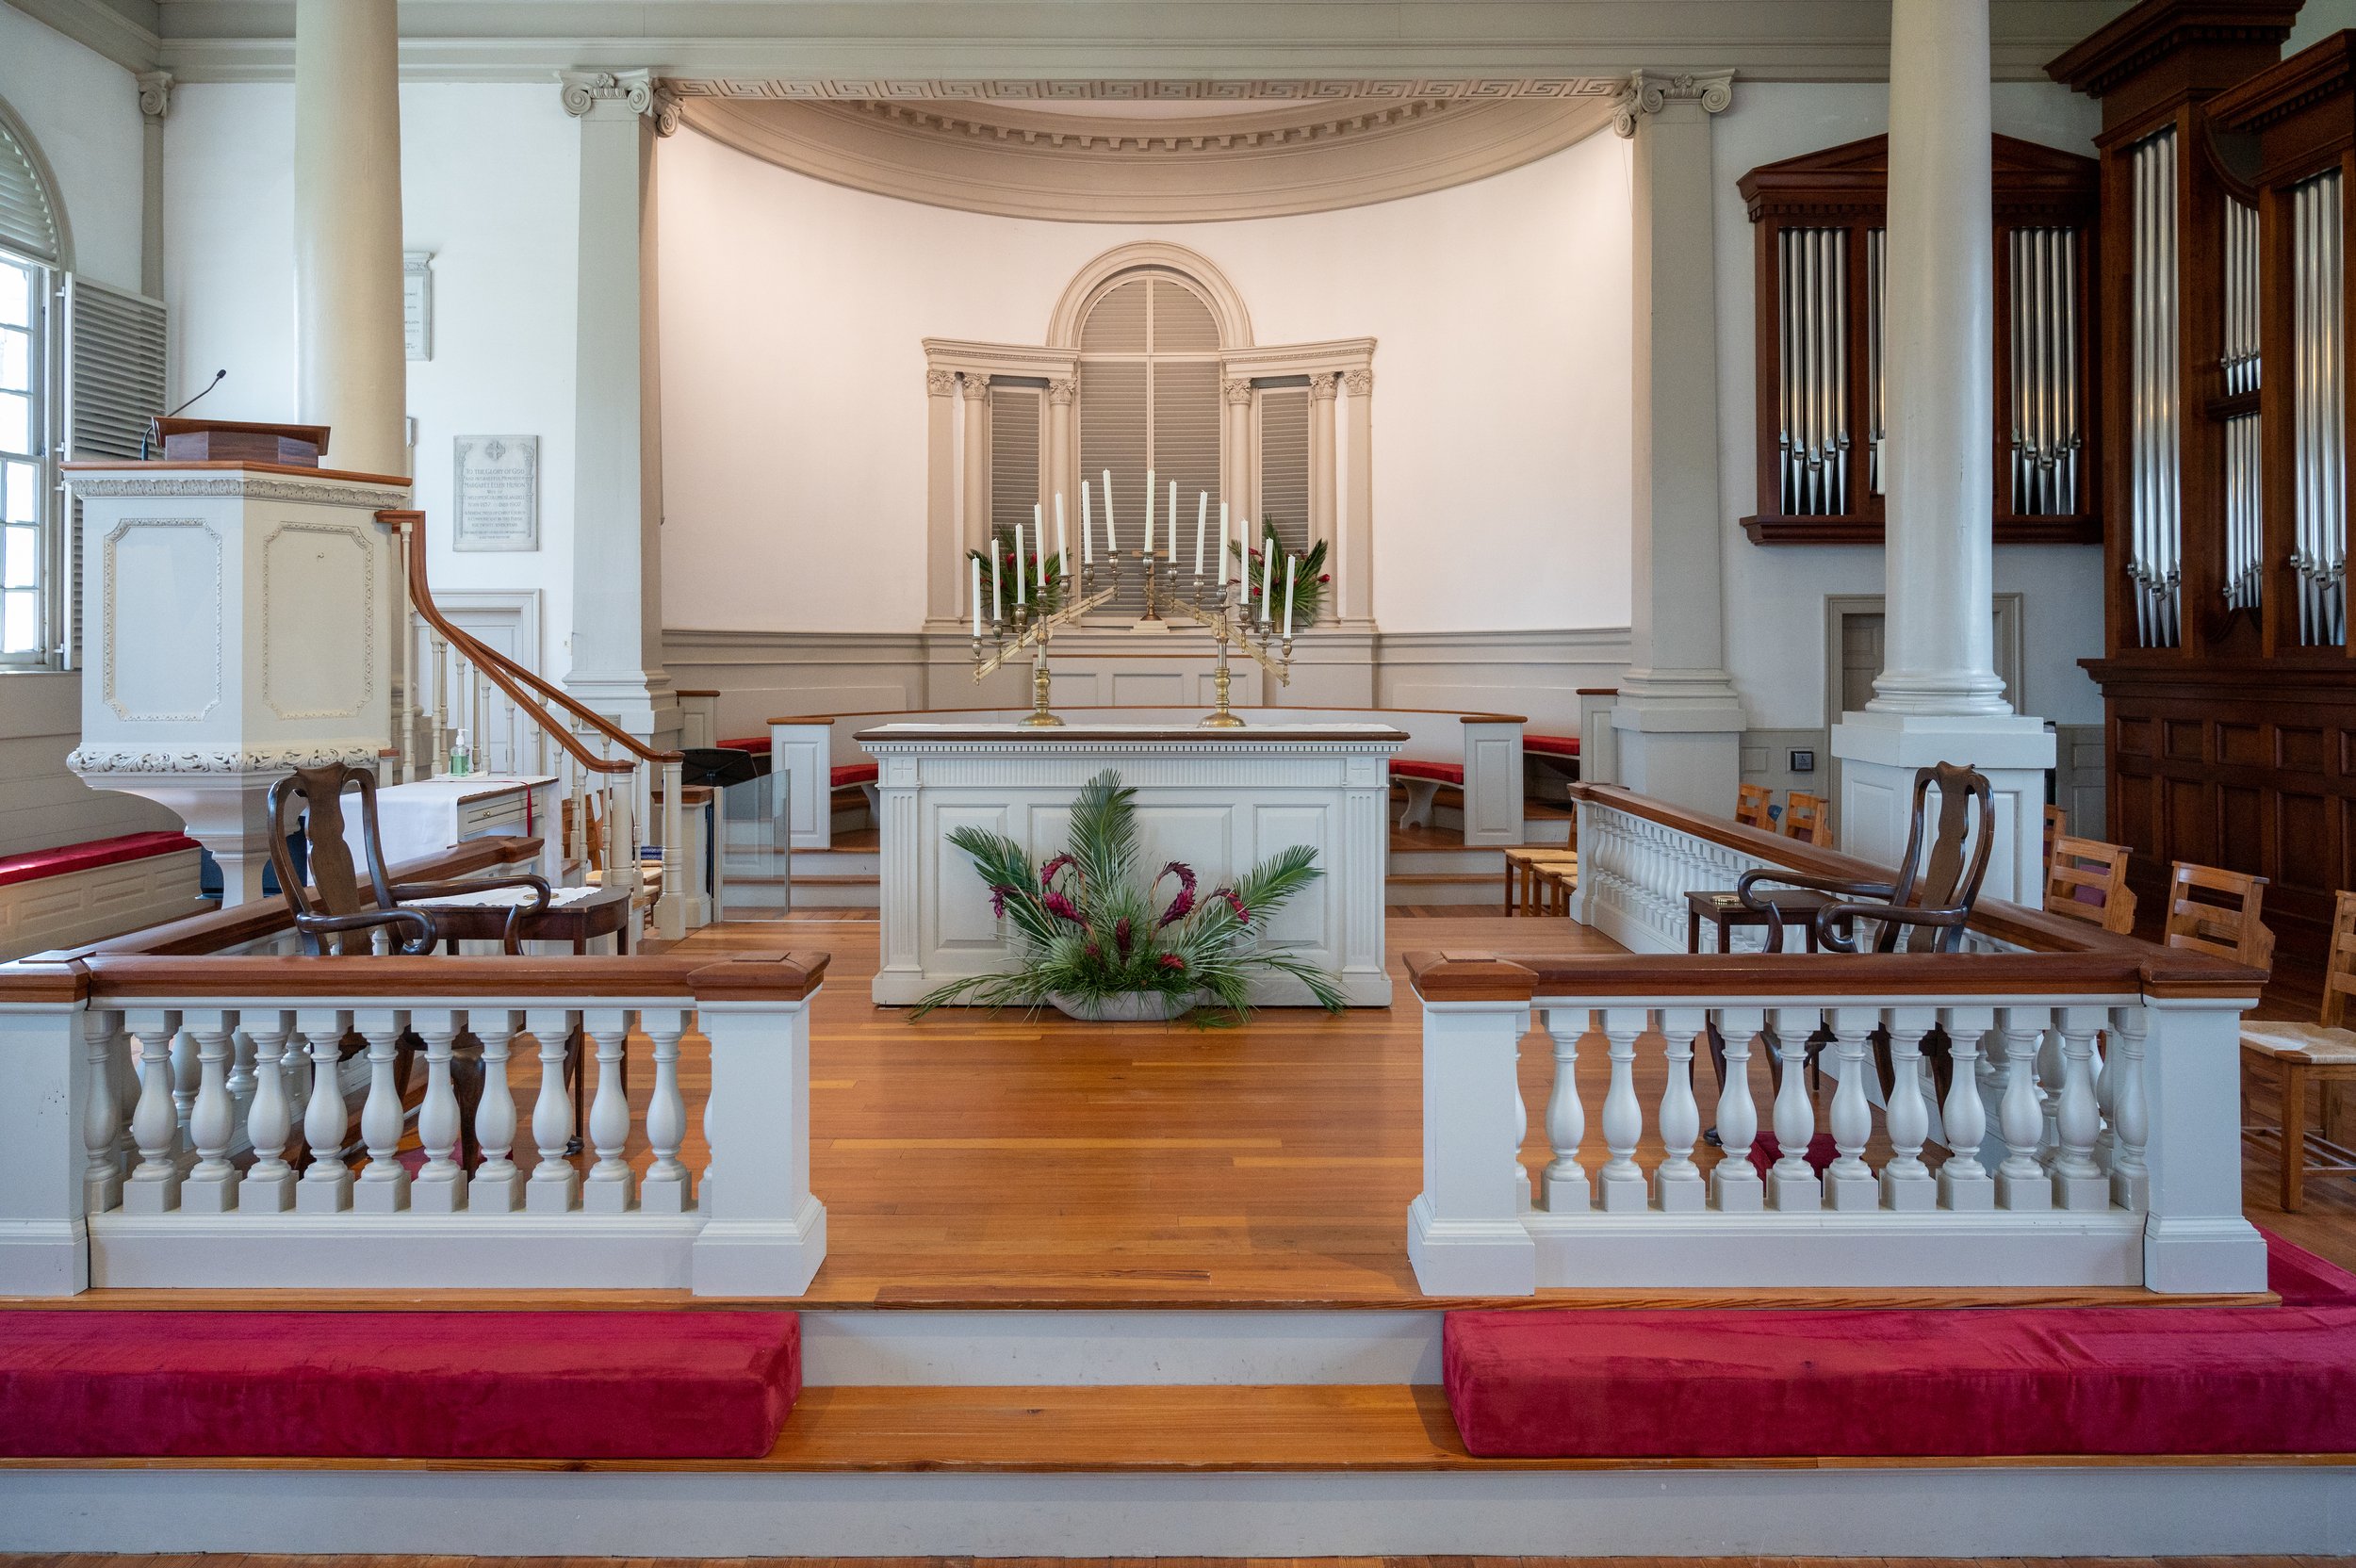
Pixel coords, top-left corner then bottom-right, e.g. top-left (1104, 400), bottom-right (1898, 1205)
top-left (1609, 672), bottom-right (1744, 817)
top-left (1828, 709), bottom-right (2055, 905)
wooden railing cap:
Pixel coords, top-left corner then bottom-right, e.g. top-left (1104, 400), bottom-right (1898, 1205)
top-left (0, 959), bottom-right (90, 1004)
top-left (1405, 952), bottom-right (1539, 1002)
top-left (83, 954), bottom-right (710, 1002)
top-left (687, 951), bottom-right (831, 1002)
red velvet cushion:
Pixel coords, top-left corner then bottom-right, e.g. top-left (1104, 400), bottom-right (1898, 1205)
top-left (1445, 1295), bottom-right (2356, 1459)
top-left (0, 1311), bottom-right (799, 1459)
top-left (1524, 734), bottom-right (1581, 758)
top-left (718, 735), bottom-right (768, 753)
top-left (1389, 760), bottom-right (1465, 785)
top-left (2266, 1230), bottom-right (2356, 1304)
top-left (0, 830), bottom-right (198, 889)
top-left (831, 763), bottom-right (880, 790)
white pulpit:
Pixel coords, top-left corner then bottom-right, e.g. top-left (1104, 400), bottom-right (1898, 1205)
top-left (859, 724), bottom-right (1405, 1008)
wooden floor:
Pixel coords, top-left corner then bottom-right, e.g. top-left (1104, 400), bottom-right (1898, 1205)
top-left (19, 1560), bottom-right (2356, 1568)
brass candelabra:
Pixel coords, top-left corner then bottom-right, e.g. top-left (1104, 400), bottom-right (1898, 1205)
top-left (970, 548), bottom-right (1121, 727)
top-left (1166, 571), bottom-right (1294, 727)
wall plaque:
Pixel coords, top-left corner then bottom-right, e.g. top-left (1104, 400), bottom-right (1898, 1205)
top-left (402, 251), bottom-right (434, 361)
top-left (453, 435), bottom-right (539, 552)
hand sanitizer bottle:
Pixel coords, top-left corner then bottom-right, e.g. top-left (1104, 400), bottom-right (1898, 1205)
top-left (450, 728), bottom-right (472, 777)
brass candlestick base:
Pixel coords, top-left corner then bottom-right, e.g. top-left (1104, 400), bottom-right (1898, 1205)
top-left (1201, 661), bottom-right (1245, 727)
top-left (1018, 657), bottom-right (1064, 727)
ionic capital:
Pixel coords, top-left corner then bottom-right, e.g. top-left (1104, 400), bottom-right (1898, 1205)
top-left (561, 70), bottom-right (681, 136)
top-left (136, 71), bottom-right (172, 122)
top-left (1612, 70), bottom-right (1734, 139)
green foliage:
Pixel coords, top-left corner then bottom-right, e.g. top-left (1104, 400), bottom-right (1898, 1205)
top-left (911, 769), bottom-right (1348, 1025)
top-left (970, 527), bottom-right (1071, 616)
top-left (1229, 521), bottom-right (1329, 626)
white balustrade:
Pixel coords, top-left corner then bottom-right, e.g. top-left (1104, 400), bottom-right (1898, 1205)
top-left (0, 954), bottom-right (828, 1297)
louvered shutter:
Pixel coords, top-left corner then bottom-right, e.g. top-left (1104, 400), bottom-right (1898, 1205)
top-left (1079, 360), bottom-right (1150, 618)
top-left (988, 383), bottom-right (1043, 585)
top-left (0, 118), bottom-right (59, 264)
top-left (61, 275), bottom-right (167, 667)
top-left (1256, 384), bottom-right (1310, 562)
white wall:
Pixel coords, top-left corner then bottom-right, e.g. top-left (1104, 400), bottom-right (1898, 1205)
top-left (1710, 81), bottom-right (2108, 733)
top-left (166, 82), bottom-right (580, 678)
top-left (655, 122), bottom-right (1634, 639)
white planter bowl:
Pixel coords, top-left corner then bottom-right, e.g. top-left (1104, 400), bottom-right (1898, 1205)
top-left (1048, 990), bottom-right (1203, 1022)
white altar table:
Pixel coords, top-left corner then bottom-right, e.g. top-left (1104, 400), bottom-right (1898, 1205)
top-left (858, 724), bottom-right (1405, 1008)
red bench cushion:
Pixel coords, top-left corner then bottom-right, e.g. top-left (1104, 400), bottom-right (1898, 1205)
top-left (1389, 759), bottom-right (1464, 786)
top-left (1445, 1236), bottom-right (2356, 1460)
top-left (1524, 733), bottom-right (1581, 759)
top-left (718, 735), bottom-right (768, 753)
top-left (0, 830), bottom-right (198, 890)
top-left (831, 762), bottom-right (879, 790)
top-left (0, 1310), bottom-right (799, 1460)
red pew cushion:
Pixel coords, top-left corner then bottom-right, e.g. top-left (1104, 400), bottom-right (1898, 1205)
top-left (718, 735), bottom-right (768, 753)
top-left (1446, 1237), bottom-right (2356, 1459)
top-left (831, 762), bottom-right (879, 790)
top-left (1524, 734), bottom-right (1581, 759)
top-left (1389, 759), bottom-right (1464, 786)
top-left (0, 830), bottom-right (198, 889)
top-left (0, 1310), bottom-right (799, 1460)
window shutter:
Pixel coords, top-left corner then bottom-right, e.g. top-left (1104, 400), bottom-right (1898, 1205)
top-left (1255, 384), bottom-right (1310, 562)
top-left (0, 118), bottom-right (60, 264)
top-left (987, 382), bottom-right (1042, 566)
top-left (1153, 358), bottom-right (1221, 566)
top-left (1079, 359), bottom-right (1149, 618)
top-left (60, 275), bottom-right (166, 667)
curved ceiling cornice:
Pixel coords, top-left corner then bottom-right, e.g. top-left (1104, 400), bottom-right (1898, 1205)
top-left (673, 92), bottom-right (1625, 221)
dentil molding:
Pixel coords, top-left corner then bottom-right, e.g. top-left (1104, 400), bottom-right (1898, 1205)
top-left (1612, 70), bottom-right (1736, 138)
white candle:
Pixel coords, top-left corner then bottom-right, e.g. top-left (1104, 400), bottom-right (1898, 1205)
top-left (1055, 492), bottom-right (1069, 575)
top-left (1167, 482), bottom-right (1179, 562)
top-left (1034, 504), bottom-right (1047, 590)
top-left (1013, 520), bottom-right (1027, 607)
top-left (971, 556), bottom-right (982, 638)
top-left (1143, 469), bottom-right (1155, 557)
top-left (1080, 482), bottom-right (1093, 564)
top-left (990, 550), bottom-right (1003, 623)
top-left (1193, 492), bottom-right (1207, 578)
top-left (1259, 530), bottom-right (1272, 623)
top-left (1283, 555), bottom-right (1298, 640)
top-left (1101, 469), bottom-right (1117, 551)
top-left (1218, 502), bottom-right (1231, 586)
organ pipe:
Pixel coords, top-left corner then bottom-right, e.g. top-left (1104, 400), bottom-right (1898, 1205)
top-left (2293, 169), bottom-right (2347, 647)
top-left (2128, 129), bottom-right (2183, 647)
top-left (2009, 226), bottom-right (2082, 517)
top-left (1867, 227), bottom-right (1886, 498)
top-left (2222, 195), bottom-right (2263, 614)
top-left (1777, 226), bottom-right (1851, 515)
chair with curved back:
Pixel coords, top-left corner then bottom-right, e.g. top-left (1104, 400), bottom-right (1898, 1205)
top-left (1736, 761), bottom-right (1996, 955)
top-left (265, 761), bottom-right (552, 956)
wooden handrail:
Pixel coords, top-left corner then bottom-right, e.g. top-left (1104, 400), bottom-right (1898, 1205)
top-left (1562, 782), bottom-right (2268, 996)
top-left (380, 510), bottom-right (680, 769)
top-left (1406, 947), bottom-right (2264, 1004)
top-left (0, 948), bottom-right (830, 1005)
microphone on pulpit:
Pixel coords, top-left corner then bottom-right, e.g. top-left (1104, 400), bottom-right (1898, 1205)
top-left (141, 368), bottom-right (227, 459)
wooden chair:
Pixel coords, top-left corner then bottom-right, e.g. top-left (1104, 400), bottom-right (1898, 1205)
top-left (1783, 792), bottom-right (1833, 847)
top-left (2045, 835), bottom-right (2137, 936)
top-left (265, 761), bottom-right (552, 956)
top-left (2243, 889), bottom-right (2354, 1210)
top-left (1736, 761), bottom-right (1995, 955)
top-left (2044, 803), bottom-right (2066, 871)
top-left (1735, 783), bottom-right (1774, 830)
top-left (2165, 860), bottom-right (2275, 972)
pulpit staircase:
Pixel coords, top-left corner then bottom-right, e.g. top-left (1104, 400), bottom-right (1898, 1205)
top-left (379, 510), bottom-right (691, 940)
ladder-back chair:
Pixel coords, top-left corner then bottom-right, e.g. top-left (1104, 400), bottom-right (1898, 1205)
top-left (1783, 792), bottom-right (1834, 847)
top-left (1735, 783), bottom-right (1774, 830)
top-left (2046, 835), bottom-right (2137, 936)
top-left (2166, 860), bottom-right (2275, 972)
top-left (2243, 889), bottom-right (2353, 1210)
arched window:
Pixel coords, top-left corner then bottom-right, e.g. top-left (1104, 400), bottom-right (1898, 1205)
top-left (0, 106), bottom-right (63, 662)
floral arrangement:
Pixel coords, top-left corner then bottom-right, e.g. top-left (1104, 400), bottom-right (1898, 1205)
top-left (970, 526), bottom-right (1071, 617)
top-left (912, 769), bottom-right (1346, 1024)
top-left (1230, 522), bottom-right (1330, 626)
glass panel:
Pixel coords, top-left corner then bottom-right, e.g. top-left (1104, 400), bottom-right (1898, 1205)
top-left (0, 326), bottom-right (26, 393)
top-left (0, 264), bottom-right (26, 331)
top-left (0, 391), bottom-right (26, 456)
top-left (3, 523), bottom-right (34, 588)
top-left (2, 460), bottom-right (32, 524)
top-left (1, 587), bottom-right (36, 654)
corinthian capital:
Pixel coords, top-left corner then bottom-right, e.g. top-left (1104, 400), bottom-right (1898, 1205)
top-left (1310, 372), bottom-right (1339, 400)
top-left (926, 368), bottom-right (957, 397)
top-left (136, 71), bottom-right (172, 122)
top-left (1342, 368), bottom-right (1373, 398)
top-left (960, 372), bottom-right (992, 400)
top-left (1224, 379), bottom-right (1254, 405)
top-left (1612, 70), bottom-right (1734, 139)
top-left (1048, 378), bottom-right (1078, 405)
top-left (561, 70), bottom-right (681, 136)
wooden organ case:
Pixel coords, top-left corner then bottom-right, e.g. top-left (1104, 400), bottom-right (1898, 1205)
top-left (2054, 1), bottom-right (2356, 965)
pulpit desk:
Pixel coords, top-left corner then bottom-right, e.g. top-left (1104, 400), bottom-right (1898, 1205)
top-left (857, 723), bottom-right (1406, 1007)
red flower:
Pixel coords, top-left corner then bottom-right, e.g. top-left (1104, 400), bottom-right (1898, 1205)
top-left (1115, 917), bottom-right (1134, 958)
top-left (987, 884), bottom-right (1019, 919)
top-left (1042, 890), bottom-right (1083, 923)
top-left (1158, 955), bottom-right (1186, 973)
top-left (1318, 573), bottom-right (1331, 584)
top-left (1040, 853), bottom-right (1075, 887)
top-left (1211, 888), bottom-right (1251, 925)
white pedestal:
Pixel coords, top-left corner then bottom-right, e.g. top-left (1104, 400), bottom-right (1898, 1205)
top-left (1829, 710), bottom-right (2055, 906)
top-left (1609, 683), bottom-right (1745, 819)
top-left (858, 723), bottom-right (1403, 1007)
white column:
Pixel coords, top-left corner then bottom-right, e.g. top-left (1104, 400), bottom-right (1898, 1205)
top-left (136, 73), bottom-right (170, 301)
top-left (1339, 367), bottom-right (1374, 627)
top-left (1309, 371), bottom-right (1339, 575)
top-left (1609, 71), bottom-right (1747, 816)
top-left (960, 373), bottom-right (991, 555)
top-left (1223, 377), bottom-right (1255, 537)
top-left (293, 0), bottom-right (407, 478)
top-left (562, 71), bottom-right (679, 741)
top-left (1046, 376), bottom-right (1076, 537)
top-left (925, 367), bottom-right (960, 623)
top-left (1829, 0), bottom-right (2053, 901)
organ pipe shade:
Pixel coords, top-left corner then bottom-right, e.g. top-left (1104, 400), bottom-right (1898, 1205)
top-left (2008, 227), bottom-right (2081, 517)
top-left (2222, 195), bottom-right (2263, 615)
top-left (2128, 128), bottom-right (2183, 648)
top-left (2294, 169), bottom-right (2347, 647)
top-left (1866, 227), bottom-right (1886, 498)
top-left (1776, 226), bottom-right (1850, 516)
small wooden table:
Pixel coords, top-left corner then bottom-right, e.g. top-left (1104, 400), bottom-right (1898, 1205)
top-left (420, 883), bottom-right (636, 955)
top-left (1685, 888), bottom-right (1832, 954)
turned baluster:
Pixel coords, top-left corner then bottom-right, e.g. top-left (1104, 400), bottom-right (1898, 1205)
top-left (172, 1009), bottom-right (240, 1214)
top-left (431, 630), bottom-right (450, 774)
top-left (410, 1007), bottom-right (468, 1214)
top-left (2107, 1005), bottom-right (2151, 1210)
top-left (1540, 1006), bottom-right (1591, 1212)
top-left (79, 1010), bottom-right (128, 1213)
top-left (1655, 1005), bottom-right (1708, 1212)
top-left (658, 757), bottom-right (687, 940)
top-left (1767, 1006), bottom-right (1821, 1210)
top-left (581, 1007), bottom-right (636, 1213)
top-left (2052, 1005), bottom-right (2111, 1209)
top-left (240, 1009), bottom-right (297, 1213)
top-left (2037, 1022), bottom-right (2065, 1169)
top-left (640, 1007), bottom-right (693, 1213)
top-left (1938, 1005), bottom-right (1998, 1210)
top-left (1994, 1006), bottom-right (2053, 1210)
top-left (524, 1005), bottom-right (580, 1213)
top-left (168, 1021), bottom-right (197, 1164)
top-left (121, 1009), bottom-right (184, 1213)
top-left (1823, 1007), bottom-right (1878, 1210)
top-left (1596, 1006), bottom-right (1649, 1213)
top-left (1711, 1006), bottom-right (1765, 1213)
top-left (296, 1008), bottom-right (354, 1212)
top-left (1880, 1006), bottom-right (1939, 1211)
top-left (225, 1023), bottom-right (257, 1125)
top-left (470, 1009), bottom-right (525, 1213)
top-left (351, 1008), bottom-right (411, 1213)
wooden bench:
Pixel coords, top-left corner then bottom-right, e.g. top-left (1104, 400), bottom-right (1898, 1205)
top-left (0, 830), bottom-right (205, 961)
